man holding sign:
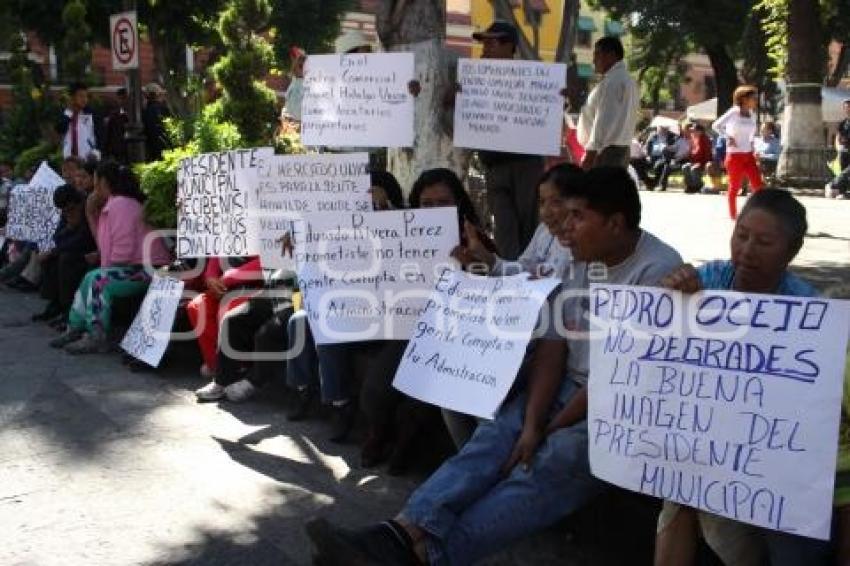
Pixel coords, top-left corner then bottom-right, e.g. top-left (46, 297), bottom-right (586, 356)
top-left (306, 168), bottom-right (683, 565)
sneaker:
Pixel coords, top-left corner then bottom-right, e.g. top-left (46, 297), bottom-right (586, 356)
top-left (329, 402), bottom-right (357, 443)
top-left (195, 381), bottom-right (225, 402)
top-left (825, 183), bottom-right (837, 198)
top-left (306, 518), bottom-right (418, 566)
top-left (49, 328), bottom-right (84, 348)
top-left (224, 379), bottom-right (256, 402)
top-left (287, 387), bottom-right (315, 421)
top-left (65, 332), bottom-right (110, 355)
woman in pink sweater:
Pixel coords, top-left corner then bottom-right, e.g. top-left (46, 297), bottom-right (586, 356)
top-left (50, 161), bottom-right (172, 353)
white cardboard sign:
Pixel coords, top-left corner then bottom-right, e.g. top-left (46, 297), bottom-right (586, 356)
top-left (588, 284), bottom-right (850, 540)
top-left (249, 153), bottom-right (372, 270)
top-left (176, 147), bottom-right (274, 258)
top-left (453, 58), bottom-right (567, 156)
top-left (301, 53), bottom-right (415, 148)
top-left (294, 208), bottom-right (459, 344)
top-left (120, 275), bottom-right (186, 367)
top-left (6, 162), bottom-right (64, 251)
top-left (393, 270), bottom-right (559, 419)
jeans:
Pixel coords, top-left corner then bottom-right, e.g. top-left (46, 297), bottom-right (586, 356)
top-left (285, 309), bottom-right (321, 393)
top-left (401, 380), bottom-right (605, 565)
top-left (681, 163), bottom-right (705, 192)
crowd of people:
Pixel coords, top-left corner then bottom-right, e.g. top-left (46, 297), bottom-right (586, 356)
top-left (0, 20), bottom-right (847, 566)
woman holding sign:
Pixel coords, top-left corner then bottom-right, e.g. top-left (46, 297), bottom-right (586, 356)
top-left (655, 189), bottom-right (836, 566)
top-left (49, 161), bottom-right (172, 354)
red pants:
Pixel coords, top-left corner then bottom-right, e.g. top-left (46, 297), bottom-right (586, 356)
top-left (725, 152), bottom-right (764, 219)
top-left (186, 291), bottom-right (252, 370)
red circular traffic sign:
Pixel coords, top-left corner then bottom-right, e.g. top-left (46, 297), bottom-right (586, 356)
top-left (112, 17), bottom-right (136, 65)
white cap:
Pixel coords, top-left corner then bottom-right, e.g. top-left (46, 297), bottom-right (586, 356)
top-left (335, 29), bottom-right (372, 54)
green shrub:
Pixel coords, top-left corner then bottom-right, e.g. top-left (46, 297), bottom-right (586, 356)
top-left (14, 142), bottom-right (61, 178)
top-left (135, 146), bottom-right (194, 229)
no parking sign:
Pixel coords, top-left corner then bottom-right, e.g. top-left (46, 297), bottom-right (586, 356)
top-left (110, 11), bottom-right (138, 71)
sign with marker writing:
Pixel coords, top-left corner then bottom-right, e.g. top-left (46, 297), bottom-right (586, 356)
top-left (294, 208), bottom-right (459, 344)
top-left (588, 284), bottom-right (850, 540)
top-left (6, 162), bottom-right (65, 251)
top-left (301, 53), bottom-right (415, 147)
top-left (453, 58), bottom-right (567, 156)
top-left (177, 147), bottom-right (274, 258)
top-left (120, 275), bottom-right (185, 367)
top-left (249, 153), bottom-right (372, 270)
top-left (393, 270), bottom-right (559, 419)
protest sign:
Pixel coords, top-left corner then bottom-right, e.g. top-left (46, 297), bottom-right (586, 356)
top-left (176, 147), bottom-right (274, 258)
top-left (250, 153), bottom-right (371, 270)
top-left (301, 53), bottom-right (415, 148)
top-left (453, 58), bottom-right (567, 156)
top-left (5, 162), bottom-right (64, 251)
top-left (393, 270), bottom-right (559, 419)
top-left (588, 284), bottom-right (850, 540)
top-left (294, 208), bottom-right (459, 344)
top-left (120, 275), bottom-right (185, 367)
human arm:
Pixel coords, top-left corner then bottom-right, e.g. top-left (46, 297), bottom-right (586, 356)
top-left (711, 107), bottom-right (737, 148)
top-left (501, 339), bottom-right (568, 474)
top-left (659, 263), bottom-right (702, 293)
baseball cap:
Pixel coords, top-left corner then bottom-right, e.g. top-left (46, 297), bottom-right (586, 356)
top-left (472, 21), bottom-right (519, 44)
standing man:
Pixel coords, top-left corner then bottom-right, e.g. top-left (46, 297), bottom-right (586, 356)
top-left (577, 36), bottom-right (639, 170)
top-left (142, 83), bottom-right (171, 162)
top-left (471, 21), bottom-right (545, 260)
top-left (56, 83), bottom-right (100, 160)
top-left (103, 87), bottom-right (129, 163)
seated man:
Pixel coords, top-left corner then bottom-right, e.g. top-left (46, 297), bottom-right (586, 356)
top-left (642, 125), bottom-right (677, 191)
top-left (304, 167), bottom-right (683, 565)
top-left (754, 121), bottom-right (781, 183)
top-left (655, 125), bottom-right (692, 192)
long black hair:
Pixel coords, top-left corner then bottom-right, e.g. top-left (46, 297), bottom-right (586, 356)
top-left (96, 160), bottom-right (145, 203)
top-left (370, 170), bottom-right (405, 210)
top-left (408, 168), bottom-right (481, 227)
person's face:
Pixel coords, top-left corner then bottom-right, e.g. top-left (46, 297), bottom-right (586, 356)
top-left (730, 209), bottom-right (796, 292)
top-left (741, 93), bottom-right (757, 111)
top-left (75, 169), bottom-right (93, 193)
top-left (94, 173), bottom-right (110, 199)
top-left (538, 181), bottom-right (568, 235)
top-left (62, 163), bottom-right (80, 183)
top-left (370, 186), bottom-right (391, 211)
top-left (481, 37), bottom-right (514, 59)
top-left (71, 89), bottom-right (88, 110)
top-left (592, 48), bottom-right (616, 74)
top-left (417, 183), bottom-right (456, 209)
top-left (555, 198), bottom-right (622, 263)
top-left (293, 56), bottom-right (306, 78)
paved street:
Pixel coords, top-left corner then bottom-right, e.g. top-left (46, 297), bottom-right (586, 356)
top-left (1, 191), bottom-right (848, 566)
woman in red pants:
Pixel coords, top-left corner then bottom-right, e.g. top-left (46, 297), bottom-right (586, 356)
top-left (186, 256), bottom-right (263, 379)
top-left (712, 85), bottom-right (764, 219)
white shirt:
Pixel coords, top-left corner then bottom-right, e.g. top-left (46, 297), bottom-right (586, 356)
top-left (712, 106), bottom-right (757, 154)
top-left (282, 77), bottom-right (304, 121)
top-left (577, 60), bottom-right (639, 151)
top-left (62, 109), bottom-right (99, 159)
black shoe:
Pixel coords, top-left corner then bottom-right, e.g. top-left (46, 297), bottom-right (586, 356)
top-left (306, 518), bottom-right (418, 566)
top-left (32, 303), bottom-right (61, 322)
top-left (328, 402), bottom-right (357, 443)
top-left (8, 277), bottom-right (36, 292)
top-left (286, 387), bottom-right (315, 421)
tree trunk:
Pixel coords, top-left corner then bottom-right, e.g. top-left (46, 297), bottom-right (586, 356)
top-left (827, 43), bottom-right (849, 87)
top-left (778, 0), bottom-right (828, 187)
top-left (704, 43), bottom-right (738, 116)
top-left (376, 1), bottom-right (469, 195)
top-left (554, 0), bottom-right (579, 64)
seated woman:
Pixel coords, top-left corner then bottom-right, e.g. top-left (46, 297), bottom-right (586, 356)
top-left (655, 189), bottom-right (837, 566)
top-left (49, 160), bottom-right (172, 354)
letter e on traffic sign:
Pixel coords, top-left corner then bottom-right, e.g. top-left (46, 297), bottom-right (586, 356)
top-left (110, 11), bottom-right (138, 71)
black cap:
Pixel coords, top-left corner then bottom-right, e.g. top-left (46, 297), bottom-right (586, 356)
top-left (472, 21), bottom-right (519, 45)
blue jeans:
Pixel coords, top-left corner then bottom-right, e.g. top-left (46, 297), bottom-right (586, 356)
top-left (284, 311), bottom-right (356, 404)
top-left (401, 379), bottom-right (605, 565)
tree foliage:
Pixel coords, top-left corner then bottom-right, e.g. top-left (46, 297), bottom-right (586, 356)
top-left (61, 0), bottom-right (92, 83)
top-left (268, 0), bottom-right (352, 66)
top-left (210, 0), bottom-right (277, 145)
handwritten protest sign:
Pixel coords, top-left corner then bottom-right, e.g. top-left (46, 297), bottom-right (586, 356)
top-left (301, 53), bottom-right (415, 147)
top-left (588, 284), bottom-right (850, 540)
top-left (393, 270), bottom-right (559, 419)
top-left (6, 162), bottom-right (65, 251)
top-left (176, 147), bottom-right (274, 258)
top-left (294, 208), bottom-right (459, 344)
top-left (249, 153), bottom-right (371, 270)
top-left (120, 275), bottom-right (186, 367)
top-left (453, 59), bottom-right (567, 156)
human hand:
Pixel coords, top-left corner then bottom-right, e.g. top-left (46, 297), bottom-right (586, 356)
top-left (501, 425), bottom-right (544, 475)
top-left (659, 263), bottom-right (701, 293)
top-left (204, 277), bottom-right (227, 298)
top-left (450, 220), bottom-right (495, 271)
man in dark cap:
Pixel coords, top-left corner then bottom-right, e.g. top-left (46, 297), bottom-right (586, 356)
top-left (469, 21), bottom-right (544, 260)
